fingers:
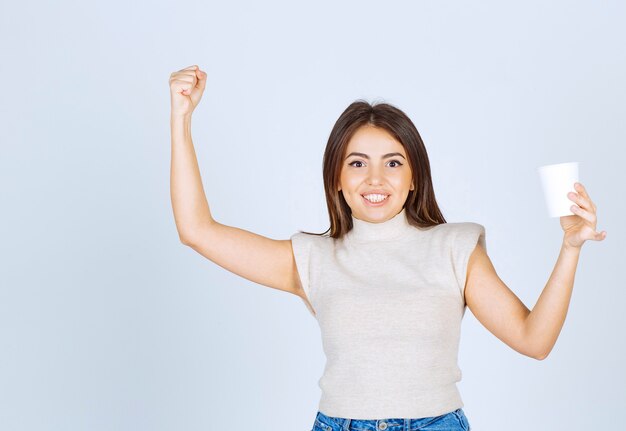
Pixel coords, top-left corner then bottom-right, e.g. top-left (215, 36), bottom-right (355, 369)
top-left (568, 183), bottom-right (595, 212)
top-left (568, 182), bottom-right (607, 240)
top-left (171, 72), bottom-right (198, 84)
top-left (567, 183), bottom-right (595, 221)
top-left (170, 77), bottom-right (196, 95)
top-left (194, 68), bottom-right (207, 89)
top-left (573, 182), bottom-right (596, 210)
top-left (568, 194), bottom-right (596, 223)
top-left (568, 191), bottom-right (585, 209)
top-left (169, 65), bottom-right (207, 96)
top-left (170, 66), bottom-right (206, 90)
top-left (569, 203), bottom-right (596, 224)
top-left (170, 65), bottom-right (203, 82)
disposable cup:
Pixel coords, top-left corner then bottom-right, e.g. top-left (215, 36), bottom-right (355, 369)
top-left (537, 162), bottom-right (579, 217)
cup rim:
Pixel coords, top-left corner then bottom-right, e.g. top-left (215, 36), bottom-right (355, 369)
top-left (536, 161), bottom-right (579, 171)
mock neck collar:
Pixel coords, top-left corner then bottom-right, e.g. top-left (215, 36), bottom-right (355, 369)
top-left (345, 207), bottom-right (412, 242)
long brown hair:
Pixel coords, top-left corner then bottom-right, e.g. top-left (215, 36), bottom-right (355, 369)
top-left (299, 99), bottom-right (447, 239)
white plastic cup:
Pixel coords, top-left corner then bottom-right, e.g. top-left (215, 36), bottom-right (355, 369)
top-left (537, 162), bottom-right (580, 218)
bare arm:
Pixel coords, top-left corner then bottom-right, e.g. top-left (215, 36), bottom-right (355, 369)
top-left (168, 65), bottom-right (304, 298)
top-left (467, 182), bottom-right (606, 361)
top-left (169, 113), bottom-right (302, 295)
top-left (169, 64), bottom-right (213, 241)
top-left (170, 113), bottom-right (213, 242)
top-left (524, 181), bottom-right (606, 359)
top-left (523, 242), bottom-right (580, 360)
top-left (464, 244), bottom-right (535, 359)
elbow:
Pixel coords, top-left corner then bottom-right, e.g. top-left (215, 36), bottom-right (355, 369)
top-left (179, 234), bottom-right (194, 246)
top-left (524, 330), bottom-right (550, 360)
top-left (531, 347), bottom-right (549, 361)
top-left (524, 342), bottom-right (549, 361)
top-left (177, 220), bottom-right (215, 246)
top-left (178, 228), bottom-right (200, 246)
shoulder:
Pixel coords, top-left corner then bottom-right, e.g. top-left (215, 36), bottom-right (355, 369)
top-left (290, 231), bottom-right (332, 245)
top-left (444, 221), bottom-right (485, 232)
top-left (439, 222), bottom-right (487, 256)
top-left (290, 231), bottom-right (334, 255)
top-left (422, 222), bottom-right (485, 244)
top-left (446, 222), bottom-right (488, 295)
top-left (451, 221), bottom-right (486, 242)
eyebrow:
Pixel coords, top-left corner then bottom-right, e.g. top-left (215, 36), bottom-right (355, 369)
top-left (344, 152), bottom-right (406, 160)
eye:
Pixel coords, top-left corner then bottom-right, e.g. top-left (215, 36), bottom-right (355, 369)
top-left (347, 160), bottom-right (404, 168)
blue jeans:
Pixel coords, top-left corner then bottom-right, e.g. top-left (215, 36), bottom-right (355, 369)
top-left (312, 408), bottom-right (471, 431)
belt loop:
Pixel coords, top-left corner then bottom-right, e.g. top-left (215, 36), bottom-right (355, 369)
top-left (343, 418), bottom-right (351, 431)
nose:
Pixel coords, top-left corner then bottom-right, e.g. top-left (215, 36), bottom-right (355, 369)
top-left (366, 166), bottom-right (384, 185)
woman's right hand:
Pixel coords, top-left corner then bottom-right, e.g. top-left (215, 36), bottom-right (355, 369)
top-left (169, 65), bottom-right (207, 118)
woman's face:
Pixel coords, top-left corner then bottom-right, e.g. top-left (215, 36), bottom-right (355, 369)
top-left (338, 125), bottom-right (414, 223)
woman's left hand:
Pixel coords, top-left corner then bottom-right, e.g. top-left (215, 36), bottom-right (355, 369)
top-left (560, 182), bottom-right (607, 249)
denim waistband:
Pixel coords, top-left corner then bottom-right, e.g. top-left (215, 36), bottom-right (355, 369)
top-left (314, 407), bottom-right (467, 431)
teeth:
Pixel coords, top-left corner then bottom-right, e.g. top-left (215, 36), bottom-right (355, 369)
top-left (363, 194), bottom-right (389, 203)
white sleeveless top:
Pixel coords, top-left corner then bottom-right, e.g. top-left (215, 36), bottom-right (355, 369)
top-left (290, 208), bottom-right (486, 419)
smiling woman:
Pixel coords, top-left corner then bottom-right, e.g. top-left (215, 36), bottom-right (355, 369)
top-left (170, 80), bottom-right (514, 429)
top-left (287, 101), bottom-right (482, 424)
top-left (171, 83), bottom-right (483, 425)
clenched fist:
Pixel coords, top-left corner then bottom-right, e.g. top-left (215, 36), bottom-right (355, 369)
top-left (169, 65), bottom-right (207, 117)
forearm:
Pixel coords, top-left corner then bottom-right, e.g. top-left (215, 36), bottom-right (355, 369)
top-left (524, 241), bottom-right (581, 359)
top-left (170, 113), bottom-right (214, 241)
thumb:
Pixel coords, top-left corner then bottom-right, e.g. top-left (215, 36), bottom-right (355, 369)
top-left (195, 69), bottom-right (207, 90)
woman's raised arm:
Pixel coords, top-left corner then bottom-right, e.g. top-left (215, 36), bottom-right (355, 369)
top-left (168, 65), bottom-right (303, 296)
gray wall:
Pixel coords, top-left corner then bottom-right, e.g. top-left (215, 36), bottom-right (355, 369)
top-left (1, 0), bottom-right (622, 429)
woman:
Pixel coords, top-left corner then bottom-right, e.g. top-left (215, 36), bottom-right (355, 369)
top-left (169, 65), bottom-right (606, 431)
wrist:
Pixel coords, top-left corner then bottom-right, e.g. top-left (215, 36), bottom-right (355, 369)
top-left (562, 240), bottom-right (581, 253)
top-left (171, 112), bottom-right (192, 122)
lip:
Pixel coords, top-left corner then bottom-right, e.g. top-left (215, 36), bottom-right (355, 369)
top-left (361, 193), bottom-right (391, 207)
top-left (361, 190), bottom-right (391, 196)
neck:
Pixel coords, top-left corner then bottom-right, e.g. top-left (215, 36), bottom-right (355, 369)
top-left (346, 208), bottom-right (412, 242)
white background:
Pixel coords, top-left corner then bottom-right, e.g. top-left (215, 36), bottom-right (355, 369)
top-left (0, 0), bottom-right (623, 429)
